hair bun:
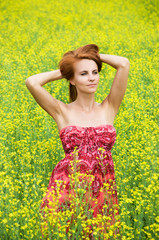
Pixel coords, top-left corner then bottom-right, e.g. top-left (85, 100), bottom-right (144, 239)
top-left (76, 44), bottom-right (99, 55)
top-left (82, 44), bottom-right (99, 52)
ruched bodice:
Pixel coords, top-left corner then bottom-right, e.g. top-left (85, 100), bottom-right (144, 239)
top-left (60, 124), bottom-right (116, 155)
top-left (48, 124), bottom-right (116, 176)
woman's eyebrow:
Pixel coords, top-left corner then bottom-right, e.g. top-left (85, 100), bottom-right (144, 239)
top-left (79, 70), bottom-right (87, 73)
top-left (79, 69), bottom-right (98, 73)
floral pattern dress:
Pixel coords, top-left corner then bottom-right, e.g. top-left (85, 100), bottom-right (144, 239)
top-left (41, 124), bottom-right (119, 237)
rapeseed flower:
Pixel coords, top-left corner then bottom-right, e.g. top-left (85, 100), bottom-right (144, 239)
top-left (1, 0), bottom-right (158, 239)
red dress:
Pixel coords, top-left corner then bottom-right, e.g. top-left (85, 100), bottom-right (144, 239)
top-left (41, 124), bottom-right (119, 237)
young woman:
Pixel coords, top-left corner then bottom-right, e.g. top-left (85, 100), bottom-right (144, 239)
top-left (26, 44), bottom-right (130, 238)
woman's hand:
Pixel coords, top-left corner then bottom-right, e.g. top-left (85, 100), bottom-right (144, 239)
top-left (26, 69), bottom-right (63, 87)
top-left (100, 54), bottom-right (129, 70)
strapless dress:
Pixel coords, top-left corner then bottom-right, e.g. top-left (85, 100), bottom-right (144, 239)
top-left (41, 124), bottom-right (119, 237)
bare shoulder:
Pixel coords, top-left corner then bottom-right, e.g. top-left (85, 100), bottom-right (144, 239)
top-left (55, 99), bottom-right (69, 117)
top-left (56, 101), bottom-right (85, 130)
top-left (55, 101), bottom-right (74, 129)
top-left (100, 97), bottom-right (117, 120)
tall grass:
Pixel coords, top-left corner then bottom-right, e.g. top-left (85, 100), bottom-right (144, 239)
top-left (0, 0), bottom-right (158, 239)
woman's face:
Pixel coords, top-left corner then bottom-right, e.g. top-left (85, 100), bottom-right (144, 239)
top-left (70, 59), bottom-right (99, 94)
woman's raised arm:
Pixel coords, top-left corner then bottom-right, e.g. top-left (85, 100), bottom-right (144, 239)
top-left (25, 70), bottom-right (64, 120)
top-left (100, 54), bottom-right (130, 114)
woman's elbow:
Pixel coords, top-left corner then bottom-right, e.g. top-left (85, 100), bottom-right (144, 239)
top-left (122, 58), bottom-right (130, 68)
top-left (25, 77), bottom-right (36, 88)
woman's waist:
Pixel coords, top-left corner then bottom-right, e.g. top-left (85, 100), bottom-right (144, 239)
top-left (64, 146), bottom-right (112, 156)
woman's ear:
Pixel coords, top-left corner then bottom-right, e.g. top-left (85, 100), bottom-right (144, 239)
top-left (70, 78), bottom-right (75, 86)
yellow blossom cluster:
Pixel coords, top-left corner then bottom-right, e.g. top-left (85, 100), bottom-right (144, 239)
top-left (40, 149), bottom-right (120, 239)
top-left (0, 0), bottom-right (158, 239)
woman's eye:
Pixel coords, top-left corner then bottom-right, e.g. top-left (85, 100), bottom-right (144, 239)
top-left (80, 71), bottom-right (98, 76)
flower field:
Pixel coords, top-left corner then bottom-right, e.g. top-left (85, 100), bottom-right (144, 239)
top-left (0, 0), bottom-right (158, 239)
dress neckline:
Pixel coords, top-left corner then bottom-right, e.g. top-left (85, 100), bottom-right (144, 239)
top-left (59, 124), bottom-right (115, 136)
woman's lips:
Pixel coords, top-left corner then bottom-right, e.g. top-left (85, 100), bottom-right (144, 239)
top-left (87, 84), bottom-right (96, 87)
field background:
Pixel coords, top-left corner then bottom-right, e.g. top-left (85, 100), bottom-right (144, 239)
top-left (0, 0), bottom-right (158, 239)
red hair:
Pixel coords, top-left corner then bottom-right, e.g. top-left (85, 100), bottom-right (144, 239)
top-left (59, 44), bottom-right (102, 102)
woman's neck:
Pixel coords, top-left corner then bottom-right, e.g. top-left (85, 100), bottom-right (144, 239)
top-left (73, 94), bottom-right (98, 112)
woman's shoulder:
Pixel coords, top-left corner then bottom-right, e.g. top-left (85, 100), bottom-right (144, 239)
top-left (65, 101), bottom-right (79, 111)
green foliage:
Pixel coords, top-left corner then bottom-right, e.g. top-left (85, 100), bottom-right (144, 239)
top-left (0, 0), bottom-right (158, 239)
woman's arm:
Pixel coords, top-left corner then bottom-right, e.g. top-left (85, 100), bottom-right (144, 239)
top-left (26, 70), bottom-right (62, 86)
top-left (25, 70), bottom-right (64, 120)
top-left (100, 54), bottom-right (130, 114)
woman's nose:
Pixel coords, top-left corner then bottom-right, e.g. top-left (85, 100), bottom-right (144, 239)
top-left (88, 74), bottom-right (95, 81)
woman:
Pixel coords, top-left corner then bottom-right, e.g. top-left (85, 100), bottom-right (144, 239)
top-left (26, 44), bottom-right (130, 238)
